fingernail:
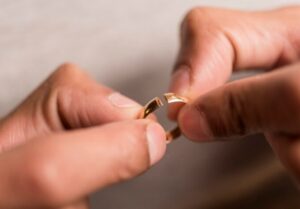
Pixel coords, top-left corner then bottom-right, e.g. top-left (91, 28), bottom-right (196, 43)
top-left (179, 105), bottom-right (212, 141)
top-left (146, 123), bottom-right (166, 165)
top-left (108, 92), bottom-right (139, 108)
top-left (168, 65), bottom-right (191, 120)
top-left (169, 65), bottom-right (191, 96)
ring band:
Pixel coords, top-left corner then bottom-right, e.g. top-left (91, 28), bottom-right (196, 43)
top-left (141, 93), bottom-right (188, 143)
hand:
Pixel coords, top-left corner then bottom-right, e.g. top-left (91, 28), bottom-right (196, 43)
top-left (169, 6), bottom-right (300, 182)
top-left (0, 63), bottom-right (166, 209)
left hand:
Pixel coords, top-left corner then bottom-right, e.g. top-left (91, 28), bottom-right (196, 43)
top-left (0, 63), bottom-right (166, 209)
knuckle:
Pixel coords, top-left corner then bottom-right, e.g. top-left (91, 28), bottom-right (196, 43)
top-left (183, 7), bottom-right (217, 30)
top-left (21, 152), bottom-right (65, 205)
top-left (50, 63), bottom-right (88, 125)
top-left (54, 62), bottom-right (80, 78)
top-left (185, 7), bottom-right (212, 22)
top-left (181, 7), bottom-right (228, 46)
top-left (50, 62), bottom-right (87, 88)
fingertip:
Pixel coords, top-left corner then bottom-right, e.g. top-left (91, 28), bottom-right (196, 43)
top-left (167, 102), bottom-right (185, 121)
top-left (146, 122), bottom-right (167, 165)
top-left (168, 65), bottom-right (191, 120)
top-left (178, 104), bottom-right (212, 142)
top-left (169, 65), bottom-right (191, 97)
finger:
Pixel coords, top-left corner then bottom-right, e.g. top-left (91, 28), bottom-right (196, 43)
top-left (169, 6), bottom-right (300, 119)
top-left (178, 62), bottom-right (300, 141)
top-left (0, 120), bottom-right (166, 208)
top-left (0, 63), bottom-right (143, 149)
top-left (266, 133), bottom-right (300, 185)
top-left (59, 198), bottom-right (89, 209)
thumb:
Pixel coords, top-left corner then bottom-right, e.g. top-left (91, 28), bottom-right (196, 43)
top-left (0, 120), bottom-right (166, 208)
top-left (178, 63), bottom-right (300, 141)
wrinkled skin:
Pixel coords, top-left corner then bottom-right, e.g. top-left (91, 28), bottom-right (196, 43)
top-left (2, 5), bottom-right (300, 209)
top-left (169, 6), bottom-right (300, 183)
top-left (0, 63), bottom-right (166, 209)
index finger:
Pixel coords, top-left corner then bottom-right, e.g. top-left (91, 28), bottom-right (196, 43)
top-left (169, 6), bottom-right (300, 119)
top-left (0, 63), bottom-right (144, 149)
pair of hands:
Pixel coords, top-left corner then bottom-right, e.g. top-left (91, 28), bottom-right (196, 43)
top-left (1, 6), bottom-right (300, 209)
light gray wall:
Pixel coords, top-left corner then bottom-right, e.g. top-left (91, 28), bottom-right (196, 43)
top-left (1, 1), bottom-right (300, 209)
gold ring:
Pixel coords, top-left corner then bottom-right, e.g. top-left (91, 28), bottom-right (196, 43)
top-left (141, 93), bottom-right (188, 143)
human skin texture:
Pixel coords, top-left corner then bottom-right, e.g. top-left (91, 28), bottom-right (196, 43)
top-left (0, 64), bottom-right (166, 209)
top-left (169, 6), bottom-right (300, 183)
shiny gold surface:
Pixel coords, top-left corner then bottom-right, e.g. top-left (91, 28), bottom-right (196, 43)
top-left (142, 93), bottom-right (188, 143)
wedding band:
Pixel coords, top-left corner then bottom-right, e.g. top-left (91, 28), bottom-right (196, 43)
top-left (141, 93), bottom-right (188, 143)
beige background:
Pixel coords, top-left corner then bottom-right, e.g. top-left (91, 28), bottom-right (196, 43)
top-left (1, 0), bottom-right (300, 208)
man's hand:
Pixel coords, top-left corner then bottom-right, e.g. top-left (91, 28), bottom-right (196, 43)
top-left (0, 63), bottom-right (166, 209)
top-left (169, 7), bottom-right (300, 182)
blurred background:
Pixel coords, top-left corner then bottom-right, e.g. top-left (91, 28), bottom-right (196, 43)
top-left (1, 0), bottom-right (300, 208)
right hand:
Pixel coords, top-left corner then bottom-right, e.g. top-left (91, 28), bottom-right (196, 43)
top-left (168, 6), bottom-right (300, 182)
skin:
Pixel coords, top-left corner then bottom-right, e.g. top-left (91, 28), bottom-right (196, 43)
top-left (168, 6), bottom-right (300, 183)
top-left (0, 63), bottom-right (166, 209)
top-left (2, 5), bottom-right (300, 209)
